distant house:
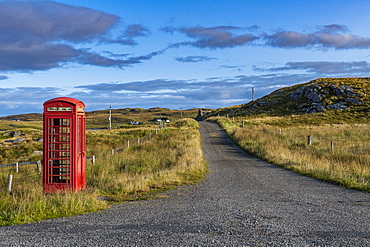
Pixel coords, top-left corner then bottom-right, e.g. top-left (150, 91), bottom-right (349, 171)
top-left (154, 117), bottom-right (170, 123)
top-left (130, 121), bottom-right (140, 125)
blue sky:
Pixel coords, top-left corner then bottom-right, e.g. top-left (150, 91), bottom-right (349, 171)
top-left (1, 0), bottom-right (370, 116)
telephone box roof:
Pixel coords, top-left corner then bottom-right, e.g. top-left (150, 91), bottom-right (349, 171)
top-left (43, 97), bottom-right (85, 107)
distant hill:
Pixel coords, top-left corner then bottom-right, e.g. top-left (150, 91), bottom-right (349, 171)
top-left (0, 107), bottom-right (214, 129)
top-left (0, 113), bottom-right (43, 121)
top-left (206, 78), bottom-right (370, 123)
top-left (3, 78), bottom-right (369, 125)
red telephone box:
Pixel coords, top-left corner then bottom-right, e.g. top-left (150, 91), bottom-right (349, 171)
top-left (43, 97), bottom-right (86, 193)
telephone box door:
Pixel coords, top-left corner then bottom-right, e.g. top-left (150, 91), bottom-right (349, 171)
top-left (77, 115), bottom-right (86, 190)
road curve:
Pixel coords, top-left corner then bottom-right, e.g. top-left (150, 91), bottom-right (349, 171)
top-left (0, 121), bottom-right (369, 246)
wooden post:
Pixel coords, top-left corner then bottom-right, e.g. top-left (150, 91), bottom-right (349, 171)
top-left (331, 142), bottom-right (334, 151)
top-left (278, 129), bottom-right (282, 134)
top-left (127, 140), bottom-right (130, 148)
top-left (307, 136), bottom-right (312, 145)
top-left (111, 149), bottom-right (114, 155)
top-left (232, 116), bottom-right (234, 122)
top-left (37, 160), bottom-right (42, 173)
top-left (242, 121), bottom-right (245, 128)
top-left (92, 155), bottom-right (96, 164)
top-left (109, 104), bottom-right (112, 130)
top-left (138, 138), bottom-right (140, 145)
top-left (7, 174), bottom-right (12, 193)
top-left (15, 162), bottom-right (19, 173)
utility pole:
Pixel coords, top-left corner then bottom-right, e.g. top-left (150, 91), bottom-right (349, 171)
top-left (109, 104), bottom-right (112, 130)
top-left (180, 107), bottom-right (183, 119)
top-left (252, 87), bottom-right (255, 101)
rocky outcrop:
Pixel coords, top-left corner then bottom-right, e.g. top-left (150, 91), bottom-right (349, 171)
top-left (5, 137), bottom-right (26, 144)
top-left (290, 84), bottom-right (323, 102)
top-left (1, 132), bottom-right (42, 146)
top-left (290, 83), bottom-right (363, 114)
top-left (207, 78), bottom-right (368, 118)
top-left (32, 151), bottom-right (43, 155)
top-left (326, 102), bottom-right (348, 110)
top-left (345, 97), bottom-right (362, 104)
top-left (34, 137), bottom-right (43, 142)
top-left (3, 131), bottom-right (22, 137)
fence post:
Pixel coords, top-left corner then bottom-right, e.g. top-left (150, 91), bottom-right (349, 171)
top-left (127, 140), bottom-right (130, 148)
top-left (37, 160), bottom-right (42, 173)
top-left (307, 136), bottom-right (312, 145)
top-left (278, 129), bottom-right (282, 134)
top-left (111, 149), bottom-right (115, 155)
top-left (7, 174), bottom-right (13, 193)
top-left (15, 162), bottom-right (19, 173)
top-left (331, 142), bottom-right (334, 151)
top-left (138, 138), bottom-right (140, 145)
top-left (242, 121), bottom-right (245, 128)
top-left (92, 155), bottom-right (96, 164)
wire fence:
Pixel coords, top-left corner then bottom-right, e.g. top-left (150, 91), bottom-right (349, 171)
top-left (0, 160), bottom-right (42, 171)
top-left (7, 173), bottom-right (43, 193)
top-left (232, 119), bottom-right (370, 154)
top-left (2, 127), bottom-right (161, 193)
top-left (110, 128), bottom-right (159, 154)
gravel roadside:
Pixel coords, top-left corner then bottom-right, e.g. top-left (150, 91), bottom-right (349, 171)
top-left (0, 121), bottom-right (369, 246)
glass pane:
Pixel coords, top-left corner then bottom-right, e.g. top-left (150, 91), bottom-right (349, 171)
top-left (47, 118), bottom-right (71, 184)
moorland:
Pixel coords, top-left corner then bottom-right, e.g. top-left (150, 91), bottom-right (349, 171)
top-left (0, 77), bottom-right (369, 226)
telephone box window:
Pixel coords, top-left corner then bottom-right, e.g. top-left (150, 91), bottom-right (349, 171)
top-left (47, 118), bottom-right (71, 184)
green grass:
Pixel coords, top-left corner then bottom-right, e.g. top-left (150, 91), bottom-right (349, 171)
top-left (0, 118), bottom-right (208, 226)
top-left (0, 124), bottom-right (43, 165)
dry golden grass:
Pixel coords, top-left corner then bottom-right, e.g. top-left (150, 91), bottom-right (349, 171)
top-left (0, 118), bottom-right (208, 226)
top-left (216, 117), bottom-right (370, 192)
top-left (87, 121), bottom-right (208, 200)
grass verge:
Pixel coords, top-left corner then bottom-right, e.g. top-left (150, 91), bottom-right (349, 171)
top-left (213, 117), bottom-right (370, 192)
top-left (0, 118), bottom-right (208, 226)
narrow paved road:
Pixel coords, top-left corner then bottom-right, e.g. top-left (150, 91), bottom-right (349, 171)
top-left (0, 121), bottom-right (369, 246)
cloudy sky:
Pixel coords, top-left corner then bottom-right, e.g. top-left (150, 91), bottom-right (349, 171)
top-left (1, 0), bottom-right (370, 116)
